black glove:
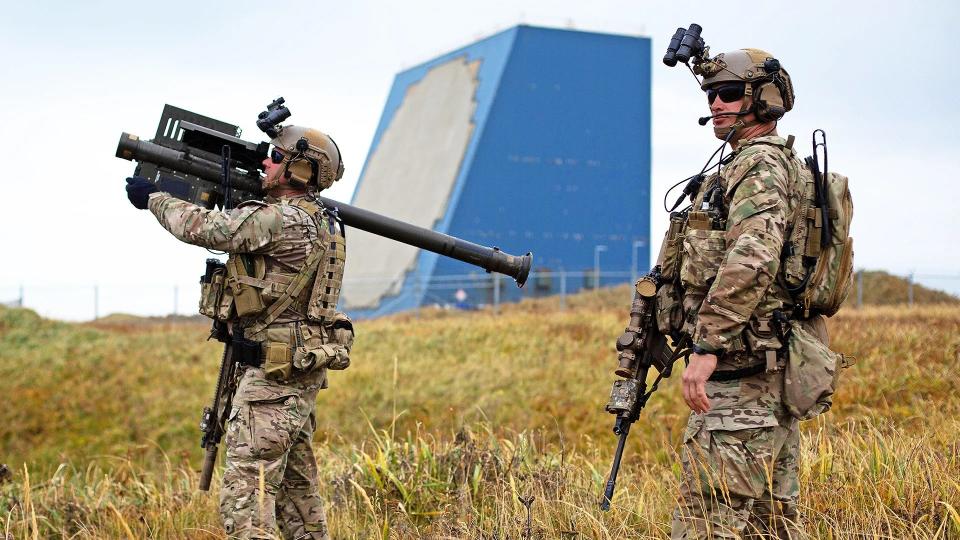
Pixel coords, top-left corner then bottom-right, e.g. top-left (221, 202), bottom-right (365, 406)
top-left (125, 176), bottom-right (158, 209)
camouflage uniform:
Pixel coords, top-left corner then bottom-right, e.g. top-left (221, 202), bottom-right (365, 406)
top-left (149, 191), bottom-right (344, 539)
top-left (667, 135), bottom-right (819, 539)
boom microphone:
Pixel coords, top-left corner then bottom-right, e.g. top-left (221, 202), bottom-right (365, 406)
top-left (698, 110), bottom-right (752, 126)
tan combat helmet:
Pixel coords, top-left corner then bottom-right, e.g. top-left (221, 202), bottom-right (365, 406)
top-left (699, 48), bottom-right (795, 123)
top-left (270, 125), bottom-right (345, 190)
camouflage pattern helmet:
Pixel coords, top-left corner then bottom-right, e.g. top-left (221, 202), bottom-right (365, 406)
top-left (270, 125), bottom-right (345, 190)
top-left (699, 48), bottom-right (795, 123)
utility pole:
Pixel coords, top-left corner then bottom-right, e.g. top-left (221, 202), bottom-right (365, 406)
top-left (631, 239), bottom-right (646, 284)
top-left (559, 270), bottom-right (567, 310)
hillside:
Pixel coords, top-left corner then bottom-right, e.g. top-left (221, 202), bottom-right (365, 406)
top-left (853, 270), bottom-right (958, 305)
top-left (1, 290), bottom-right (959, 538)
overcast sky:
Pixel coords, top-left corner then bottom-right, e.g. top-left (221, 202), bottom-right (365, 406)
top-left (2, 0), bottom-right (957, 320)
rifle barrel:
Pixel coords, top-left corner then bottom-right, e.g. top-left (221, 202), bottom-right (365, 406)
top-left (600, 422), bottom-right (631, 511)
top-left (198, 446), bottom-right (219, 491)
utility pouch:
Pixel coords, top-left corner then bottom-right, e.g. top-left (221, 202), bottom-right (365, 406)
top-left (227, 255), bottom-right (267, 318)
top-left (263, 342), bottom-right (293, 380)
top-left (743, 317), bottom-right (783, 373)
top-left (233, 282), bottom-right (266, 318)
top-left (680, 228), bottom-right (726, 292)
top-left (783, 320), bottom-right (849, 420)
top-left (261, 326), bottom-right (295, 380)
top-left (290, 344), bottom-right (350, 372)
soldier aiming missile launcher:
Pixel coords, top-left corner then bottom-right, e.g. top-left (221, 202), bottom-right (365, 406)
top-left (116, 99), bottom-right (532, 286)
top-left (116, 98), bottom-right (533, 491)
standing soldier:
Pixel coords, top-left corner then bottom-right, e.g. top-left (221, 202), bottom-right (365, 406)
top-left (658, 45), bottom-right (851, 538)
top-left (125, 125), bottom-right (351, 539)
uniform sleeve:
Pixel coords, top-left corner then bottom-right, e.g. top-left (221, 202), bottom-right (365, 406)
top-left (147, 192), bottom-right (283, 252)
top-left (693, 150), bottom-right (791, 352)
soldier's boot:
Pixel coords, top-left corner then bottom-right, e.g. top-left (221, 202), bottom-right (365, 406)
top-left (748, 498), bottom-right (806, 540)
top-left (747, 422), bottom-right (805, 540)
top-left (276, 408), bottom-right (328, 539)
top-left (671, 498), bottom-right (755, 539)
top-left (220, 465), bottom-right (284, 539)
top-left (276, 486), bottom-right (330, 540)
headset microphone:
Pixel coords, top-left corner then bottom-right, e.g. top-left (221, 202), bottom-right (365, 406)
top-left (698, 110), bottom-right (752, 126)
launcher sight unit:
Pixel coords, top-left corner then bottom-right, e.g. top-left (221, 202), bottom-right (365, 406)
top-left (115, 100), bottom-right (532, 287)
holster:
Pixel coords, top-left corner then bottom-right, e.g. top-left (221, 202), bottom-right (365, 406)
top-left (232, 327), bottom-right (263, 367)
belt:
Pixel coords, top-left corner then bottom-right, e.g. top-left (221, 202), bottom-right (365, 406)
top-left (708, 362), bottom-right (766, 382)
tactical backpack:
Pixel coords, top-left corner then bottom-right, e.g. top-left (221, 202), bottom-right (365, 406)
top-left (779, 130), bottom-right (854, 318)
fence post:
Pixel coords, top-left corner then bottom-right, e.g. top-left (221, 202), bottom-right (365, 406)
top-left (856, 269), bottom-right (863, 309)
top-left (908, 272), bottom-right (914, 306)
top-left (559, 271), bottom-right (567, 310)
top-left (94, 284), bottom-right (99, 320)
top-left (173, 285), bottom-right (179, 315)
top-left (493, 274), bottom-right (501, 314)
top-left (414, 276), bottom-right (421, 318)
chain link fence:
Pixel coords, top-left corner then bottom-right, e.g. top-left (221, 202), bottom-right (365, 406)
top-left (3, 269), bottom-right (959, 321)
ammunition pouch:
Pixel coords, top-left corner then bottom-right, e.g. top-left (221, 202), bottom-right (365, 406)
top-left (199, 263), bottom-right (233, 321)
top-left (654, 281), bottom-right (684, 335)
top-left (657, 212), bottom-right (686, 282)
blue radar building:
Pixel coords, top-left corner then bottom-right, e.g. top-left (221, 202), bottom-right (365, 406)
top-left (341, 25), bottom-right (651, 317)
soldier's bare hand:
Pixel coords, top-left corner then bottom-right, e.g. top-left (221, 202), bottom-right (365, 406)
top-left (682, 353), bottom-right (718, 413)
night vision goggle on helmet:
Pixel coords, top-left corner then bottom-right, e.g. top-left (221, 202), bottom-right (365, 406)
top-left (256, 98), bottom-right (345, 191)
top-left (663, 24), bottom-right (795, 124)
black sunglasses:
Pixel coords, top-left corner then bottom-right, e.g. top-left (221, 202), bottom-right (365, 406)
top-left (706, 83), bottom-right (746, 105)
top-left (270, 148), bottom-right (286, 164)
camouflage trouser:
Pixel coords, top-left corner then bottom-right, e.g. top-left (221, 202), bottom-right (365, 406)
top-left (671, 414), bottom-right (805, 539)
top-left (220, 367), bottom-right (330, 539)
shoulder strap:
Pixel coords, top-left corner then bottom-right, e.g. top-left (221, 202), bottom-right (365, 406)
top-left (244, 199), bottom-right (331, 337)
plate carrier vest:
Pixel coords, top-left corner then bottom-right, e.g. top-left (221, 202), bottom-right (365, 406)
top-left (199, 198), bottom-right (346, 339)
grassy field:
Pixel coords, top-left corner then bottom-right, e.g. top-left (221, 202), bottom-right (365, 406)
top-left (2, 288), bottom-right (959, 538)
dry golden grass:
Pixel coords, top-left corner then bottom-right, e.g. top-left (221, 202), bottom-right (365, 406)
top-left (1, 291), bottom-right (959, 538)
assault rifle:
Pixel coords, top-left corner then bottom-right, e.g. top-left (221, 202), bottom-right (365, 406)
top-left (198, 297), bottom-right (233, 491)
top-left (599, 267), bottom-right (685, 510)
